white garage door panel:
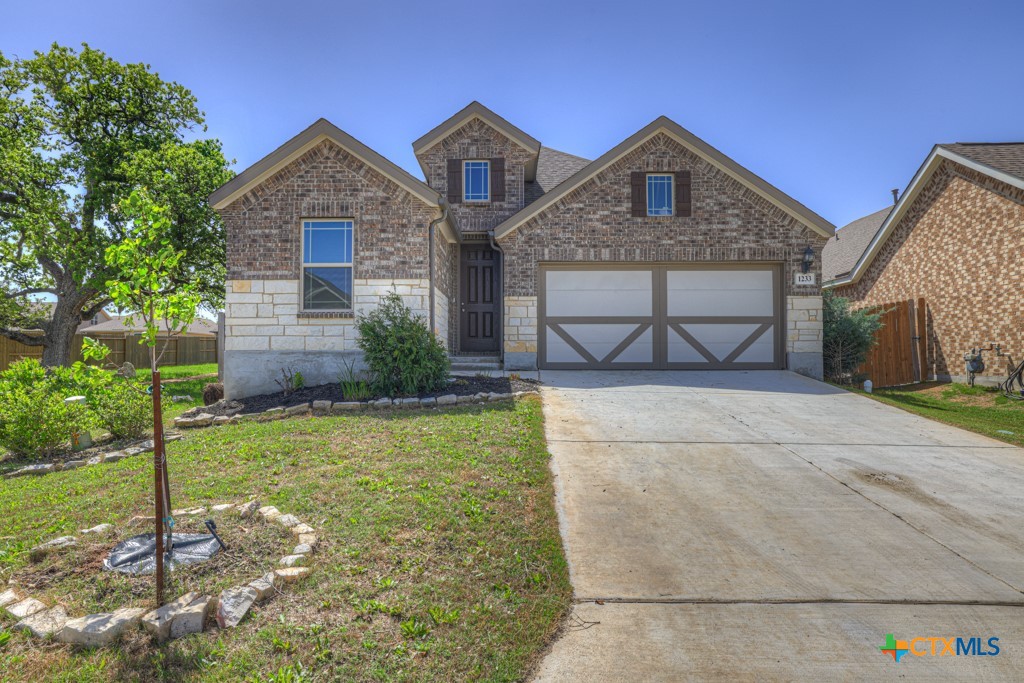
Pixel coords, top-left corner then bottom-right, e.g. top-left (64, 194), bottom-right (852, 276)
top-left (666, 270), bottom-right (774, 317)
top-left (546, 270), bottom-right (652, 317)
top-left (539, 265), bottom-right (780, 370)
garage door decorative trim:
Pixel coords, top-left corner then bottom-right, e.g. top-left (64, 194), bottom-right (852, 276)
top-left (538, 263), bottom-right (783, 370)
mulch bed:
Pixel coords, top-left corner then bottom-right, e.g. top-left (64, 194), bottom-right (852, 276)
top-left (186, 375), bottom-right (541, 418)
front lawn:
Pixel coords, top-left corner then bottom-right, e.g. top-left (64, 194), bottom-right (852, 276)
top-left (851, 382), bottom-right (1024, 447)
top-left (0, 396), bottom-right (570, 682)
top-left (135, 363), bottom-right (219, 382)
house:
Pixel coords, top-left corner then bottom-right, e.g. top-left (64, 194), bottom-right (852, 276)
top-left (211, 102), bottom-right (834, 398)
top-left (824, 143), bottom-right (1024, 384)
top-left (81, 316), bottom-right (218, 340)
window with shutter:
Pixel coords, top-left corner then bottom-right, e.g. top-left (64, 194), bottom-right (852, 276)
top-left (463, 161), bottom-right (490, 202)
top-left (646, 174), bottom-right (674, 216)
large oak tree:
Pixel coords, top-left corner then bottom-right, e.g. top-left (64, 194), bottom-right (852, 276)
top-left (0, 43), bottom-right (232, 366)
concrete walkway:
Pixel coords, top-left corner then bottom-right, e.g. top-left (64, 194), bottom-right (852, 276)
top-left (533, 371), bottom-right (1024, 681)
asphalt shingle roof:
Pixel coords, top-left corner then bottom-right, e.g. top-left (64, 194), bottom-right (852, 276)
top-left (524, 147), bottom-right (592, 205)
top-left (939, 143), bottom-right (1024, 181)
top-left (84, 316), bottom-right (218, 337)
top-left (822, 206), bottom-right (892, 282)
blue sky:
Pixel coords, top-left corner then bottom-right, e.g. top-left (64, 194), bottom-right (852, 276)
top-left (3, 0), bottom-right (1022, 227)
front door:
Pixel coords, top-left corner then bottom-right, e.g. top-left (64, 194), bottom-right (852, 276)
top-left (459, 245), bottom-right (499, 353)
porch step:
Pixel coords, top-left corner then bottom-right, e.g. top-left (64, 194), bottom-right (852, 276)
top-left (449, 355), bottom-right (502, 372)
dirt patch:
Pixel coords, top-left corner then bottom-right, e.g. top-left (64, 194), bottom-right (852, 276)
top-left (15, 512), bottom-right (294, 614)
top-left (186, 375), bottom-right (541, 417)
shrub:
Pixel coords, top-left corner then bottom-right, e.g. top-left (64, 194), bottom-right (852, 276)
top-left (357, 292), bottom-right (450, 397)
top-left (0, 359), bottom-right (92, 457)
top-left (823, 291), bottom-right (884, 383)
top-left (91, 380), bottom-right (151, 439)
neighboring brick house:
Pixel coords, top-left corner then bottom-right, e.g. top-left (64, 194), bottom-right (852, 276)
top-left (211, 102), bottom-right (834, 398)
top-left (824, 143), bottom-right (1024, 384)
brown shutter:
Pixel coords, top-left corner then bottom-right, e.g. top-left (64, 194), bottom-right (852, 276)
top-left (630, 171), bottom-right (646, 217)
top-left (447, 159), bottom-right (462, 204)
top-left (675, 170), bottom-right (692, 217)
top-left (489, 157), bottom-right (505, 202)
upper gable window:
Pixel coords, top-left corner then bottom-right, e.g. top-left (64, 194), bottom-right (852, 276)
top-left (463, 160), bottom-right (490, 202)
top-left (302, 219), bottom-right (353, 311)
top-left (647, 174), bottom-right (674, 216)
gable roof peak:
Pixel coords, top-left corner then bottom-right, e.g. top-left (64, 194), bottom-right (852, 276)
top-left (412, 101), bottom-right (541, 156)
top-left (493, 115), bottom-right (835, 239)
top-left (209, 117), bottom-right (442, 210)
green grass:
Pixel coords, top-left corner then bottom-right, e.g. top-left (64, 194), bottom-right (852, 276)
top-left (850, 382), bottom-right (1024, 447)
top-left (134, 363), bottom-right (219, 381)
top-left (0, 397), bottom-right (570, 682)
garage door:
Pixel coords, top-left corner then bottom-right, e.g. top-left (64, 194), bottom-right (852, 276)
top-left (538, 264), bottom-right (782, 370)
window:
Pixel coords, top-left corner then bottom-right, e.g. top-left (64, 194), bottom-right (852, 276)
top-left (302, 220), bottom-right (353, 311)
top-left (464, 160), bottom-right (490, 202)
top-left (647, 174), bottom-right (674, 216)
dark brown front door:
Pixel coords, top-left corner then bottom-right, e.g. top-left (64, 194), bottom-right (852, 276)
top-left (460, 246), bottom-right (499, 353)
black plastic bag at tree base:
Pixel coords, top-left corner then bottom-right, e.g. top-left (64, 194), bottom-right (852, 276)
top-left (104, 533), bottom-right (222, 575)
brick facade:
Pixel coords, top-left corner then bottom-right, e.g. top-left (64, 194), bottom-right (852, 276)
top-left (415, 118), bottom-right (535, 233)
top-left (834, 159), bottom-right (1024, 382)
top-left (497, 133), bottom-right (825, 298)
top-left (223, 140), bottom-right (453, 285)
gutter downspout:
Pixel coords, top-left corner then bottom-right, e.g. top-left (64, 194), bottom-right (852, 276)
top-left (428, 199), bottom-right (449, 339)
top-left (488, 229), bottom-right (505, 365)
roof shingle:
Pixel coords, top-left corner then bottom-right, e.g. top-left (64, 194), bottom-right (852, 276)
top-left (524, 147), bottom-right (592, 205)
top-left (822, 206), bottom-right (892, 282)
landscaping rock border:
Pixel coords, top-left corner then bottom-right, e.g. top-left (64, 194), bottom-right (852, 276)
top-left (2, 435), bottom-right (183, 481)
top-left (9, 499), bottom-right (318, 647)
top-left (174, 390), bottom-right (532, 430)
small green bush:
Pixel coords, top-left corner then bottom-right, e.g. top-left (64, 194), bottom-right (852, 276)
top-left (91, 381), bottom-right (151, 439)
top-left (0, 359), bottom-right (92, 457)
top-left (356, 292), bottom-right (450, 397)
top-left (823, 291), bottom-right (884, 383)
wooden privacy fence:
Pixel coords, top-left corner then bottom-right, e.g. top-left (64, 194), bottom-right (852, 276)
top-left (856, 298), bottom-right (927, 387)
top-left (0, 334), bottom-right (218, 371)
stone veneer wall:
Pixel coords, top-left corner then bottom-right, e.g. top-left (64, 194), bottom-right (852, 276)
top-left (224, 278), bottom-right (440, 398)
top-left (503, 296), bottom-right (538, 370)
top-left (786, 296), bottom-right (823, 379)
top-left (834, 160), bottom-right (1024, 383)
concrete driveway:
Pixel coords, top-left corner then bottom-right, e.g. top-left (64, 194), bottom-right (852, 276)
top-left (533, 371), bottom-right (1024, 681)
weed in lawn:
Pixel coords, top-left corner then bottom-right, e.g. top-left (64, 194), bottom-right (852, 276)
top-left (400, 617), bottom-right (431, 640)
top-left (427, 606), bottom-right (460, 625)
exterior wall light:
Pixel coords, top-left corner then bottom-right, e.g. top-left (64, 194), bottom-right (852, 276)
top-left (801, 246), bottom-right (815, 274)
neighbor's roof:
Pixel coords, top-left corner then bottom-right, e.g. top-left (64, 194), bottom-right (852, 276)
top-left (210, 119), bottom-right (444, 211)
top-left (494, 116), bottom-right (836, 239)
top-left (825, 142), bottom-right (1024, 287)
top-left (525, 147), bottom-right (592, 205)
top-left (84, 316), bottom-right (218, 337)
top-left (821, 206), bottom-right (891, 282)
top-left (937, 143), bottom-right (1024, 181)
